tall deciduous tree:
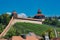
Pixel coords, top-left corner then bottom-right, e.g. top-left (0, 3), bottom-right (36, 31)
top-left (1, 13), bottom-right (10, 25)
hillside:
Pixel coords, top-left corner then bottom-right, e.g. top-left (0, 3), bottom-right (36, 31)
top-left (4, 22), bottom-right (60, 38)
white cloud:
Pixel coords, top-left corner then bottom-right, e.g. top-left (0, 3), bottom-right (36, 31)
top-left (18, 13), bottom-right (27, 18)
top-left (6, 12), bottom-right (11, 15)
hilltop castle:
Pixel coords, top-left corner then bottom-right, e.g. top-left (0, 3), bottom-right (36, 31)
top-left (12, 9), bottom-right (45, 19)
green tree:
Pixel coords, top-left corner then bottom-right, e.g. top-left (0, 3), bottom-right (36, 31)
top-left (48, 29), bottom-right (55, 39)
top-left (43, 17), bottom-right (58, 26)
top-left (56, 22), bottom-right (60, 27)
top-left (51, 18), bottom-right (58, 25)
top-left (4, 26), bottom-right (16, 38)
top-left (1, 13), bottom-right (10, 25)
top-left (43, 18), bottom-right (52, 25)
top-left (0, 24), bottom-right (5, 34)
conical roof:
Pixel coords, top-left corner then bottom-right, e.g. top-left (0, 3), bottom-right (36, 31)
top-left (36, 9), bottom-right (44, 16)
top-left (37, 9), bottom-right (41, 14)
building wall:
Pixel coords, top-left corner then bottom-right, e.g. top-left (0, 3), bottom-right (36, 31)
top-left (13, 19), bottom-right (42, 24)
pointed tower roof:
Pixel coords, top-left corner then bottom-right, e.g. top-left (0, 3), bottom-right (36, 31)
top-left (36, 9), bottom-right (43, 16)
top-left (33, 9), bottom-right (45, 19)
top-left (38, 9), bottom-right (41, 12)
top-left (12, 10), bottom-right (17, 18)
top-left (37, 9), bottom-right (41, 14)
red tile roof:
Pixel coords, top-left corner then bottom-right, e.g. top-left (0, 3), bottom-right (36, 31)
top-left (51, 38), bottom-right (60, 40)
top-left (12, 36), bottom-right (24, 40)
top-left (11, 36), bottom-right (39, 40)
top-left (0, 39), bottom-right (7, 40)
top-left (26, 36), bottom-right (39, 40)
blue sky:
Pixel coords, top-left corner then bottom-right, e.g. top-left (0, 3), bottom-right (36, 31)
top-left (0, 0), bottom-right (60, 17)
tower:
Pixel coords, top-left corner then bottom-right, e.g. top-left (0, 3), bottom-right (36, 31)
top-left (12, 11), bottom-right (17, 18)
top-left (34, 9), bottom-right (45, 19)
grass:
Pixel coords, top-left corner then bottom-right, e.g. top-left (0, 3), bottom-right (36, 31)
top-left (4, 22), bottom-right (60, 38)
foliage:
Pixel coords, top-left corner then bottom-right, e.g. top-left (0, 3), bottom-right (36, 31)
top-left (0, 13), bottom-right (11, 34)
top-left (56, 22), bottom-right (60, 27)
top-left (0, 14), bottom-right (10, 25)
top-left (0, 24), bottom-right (5, 34)
top-left (4, 26), bottom-right (16, 38)
top-left (42, 29), bottom-right (55, 39)
top-left (47, 29), bottom-right (55, 39)
top-left (43, 17), bottom-right (58, 26)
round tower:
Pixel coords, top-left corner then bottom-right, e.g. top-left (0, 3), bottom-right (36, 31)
top-left (12, 11), bottom-right (17, 18)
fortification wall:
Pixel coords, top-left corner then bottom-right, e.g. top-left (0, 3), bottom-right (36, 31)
top-left (0, 17), bottom-right (14, 38)
top-left (0, 17), bottom-right (42, 38)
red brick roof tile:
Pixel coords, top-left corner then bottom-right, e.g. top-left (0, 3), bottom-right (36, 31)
top-left (12, 36), bottom-right (24, 40)
top-left (26, 36), bottom-right (39, 40)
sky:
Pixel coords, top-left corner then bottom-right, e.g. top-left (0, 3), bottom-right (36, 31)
top-left (0, 0), bottom-right (60, 17)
